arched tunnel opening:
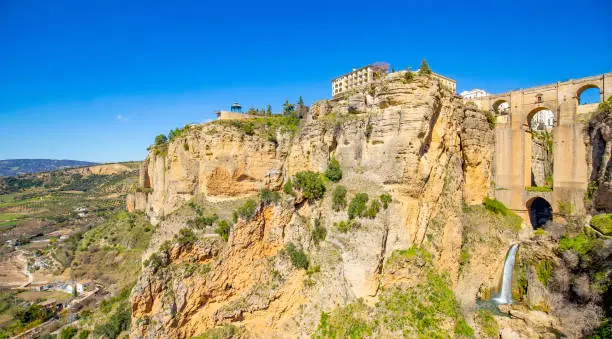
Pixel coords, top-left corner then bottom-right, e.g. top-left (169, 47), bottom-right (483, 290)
top-left (528, 197), bottom-right (553, 229)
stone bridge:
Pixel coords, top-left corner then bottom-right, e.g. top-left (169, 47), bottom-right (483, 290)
top-left (471, 73), bottom-right (612, 226)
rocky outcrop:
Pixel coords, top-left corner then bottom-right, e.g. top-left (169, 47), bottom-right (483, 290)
top-left (585, 103), bottom-right (612, 212)
top-left (128, 75), bottom-right (501, 338)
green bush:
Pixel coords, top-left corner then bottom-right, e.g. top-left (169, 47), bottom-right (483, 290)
top-left (380, 193), bottom-right (392, 209)
top-left (77, 330), bottom-right (90, 339)
top-left (283, 181), bottom-right (294, 195)
top-left (191, 214), bottom-right (219, 229)
top-left (215, 220), bottom-right (231, 241)
top-left (313, 300), bottom-right (373, 339)
top-left (259, 188), bottom-right (280, 205)
top-left (154, 134), bottom-right (168, 146)
top-left (192, 325), bottom-right (239, 339)
top-left (559, 233), bottom-right (600, 257)
top-left (402, 71), bottom-right (415, 84)
top-left (589, 319), bottom-right (612, 339)
top-left (590, 213), bottom-right (612, 235)
top-left (364, 200), bottom-right (381, 219)
top-left (311, 219), bottom-right (327, 245)
top-left (525, 186), bottom-right (552, 192)
top-left (324, 157), bottom-right (343, 182)
top-left (332, 185), bottom-right (347, 211)
top-left (236, 199), bottom-right (258, 221)
top-left (334, 220), bottom-right (360, 233)
top-left (348, 193), bottom-right (369, 219)
top-left (536, 260), bottom-right (553, 286)
top-left (483, 197), bottom-right (510, 216)
top-left (60, 326), bottom-right (78, 339)
top-left (476, 309), bottom-right (499, 338)
top-left (454, 318), bottom-right (474, 337)
top-left (175, 228), bottom-right (197, 246)
top-left (93, 305), bottom-right (131, 339)
top-left (293, 171), bottom-right (326, 200)
top-left (419, 59), bottom-right (432, 75)
top-left (285, 243), bottom-right (308, 269)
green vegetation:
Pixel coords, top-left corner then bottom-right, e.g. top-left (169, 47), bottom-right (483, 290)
top-left (476, 309), bottom-right (499, 338)
top-left (192, 324), bottom-right (240, 339)
top-left (380, 193), bottom-right (392, 209)
top-left (215, 220), bottom-right (231, 241)
top-left (311, 219), bottom-right (327, 245)
top-left (283, 181), bottom-right (294, 196)
top-left (590, 213), bottom-right (612, 235)
top-left (348, 193), bottom-right (369, 219)
top-left (93, 302), bottom-right (131, 339)
top-left (324, 157), bottom-right (343, 182)
top-left (285, 243), bottom-right (309, 269)
top-left (559, 233), bottom-right (600, 258)
top-left (154, 134), bottom-right (168, 146)
top-left (536, 260), bottom-right (553, 286)
top-left (235, 199), bottom-right (258, 221)
top-left (458, 247), bottom-right (470, 275)
top-left (259, 188), bottom-right (280, 205)
top-left (314, 300), bottom-right (373, 339)
top-left (316, 253), bottom-right (471, 339)
top-left (191, 214), bottom-right (219, 229)
top-left (334, 219), bottom-right (360, 233)
top-left (534, 228), bottom-right (548, 236)
top-left (215, 115), bottom-right (300, 138)
top-left (176, 227), bottom-right (197, 246)
top-left (364, 200), bottom-right (381, 219)
top-left (293, 171), bottom-right (326, 200)
top-left (525, 186), bottom-right (553, 192)
top-left (484, 110), bottom-right (496, 129)
top-left (401, 70), bottom-right (415, 84)
top-left (60, 326), bottom-right (78, 339)
top-left (331, 185), bottom-right (347, 211)
top-left (482, 198), bottom-right (522, 232)
top-left (419, 59), bottom-right (432, 75)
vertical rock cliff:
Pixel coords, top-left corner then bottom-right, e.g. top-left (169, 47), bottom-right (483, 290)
top-left (127, 74), bottom-right (501, 338)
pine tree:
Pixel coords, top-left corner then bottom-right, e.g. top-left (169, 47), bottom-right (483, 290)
top-left (282, 100), bottom-right (295, 116)
top-left (419, 59), bottom-right (432, 75)
top-left (297, 96), bottom-right (305, 118)
top-left (266, 104), bottom-right (272, 116)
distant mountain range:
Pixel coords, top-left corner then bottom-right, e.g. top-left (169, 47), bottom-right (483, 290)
top-left (0, 159), bottom-right (99, 177)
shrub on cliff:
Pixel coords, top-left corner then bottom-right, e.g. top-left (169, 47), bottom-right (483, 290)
top-left (311, 219), bottom-right (327, 245)
top-left (285, 243), bottom-right (308, 269)
top-left (293, 171), bottom-right (326, 200)
top-left (215, 220), bottom-right (231, 241)
top-left (364, 200), bottom-right (381, 219)
top-left (380, 193), bottom-right (392, 209)
top-left (283, 181), bottom-right (295, 195)
top-left (235, 199), bottom-right (258, 221)
top-left (324, 157), bottom-right (343, 182)
top-left (590, 213), bottom-right (612, 236)
top-left (332, 185), bottom-right (347, 211)
top-left (154, 134), bottom-right (167, 146)
top-left (348, 193), bottom-right (369, 219)
top-left (176, 228), bottom-right (197, 246)
top-left (259, 188), bottom-right (280, 205)
top-left (418, 59), bottom-right (432, 75)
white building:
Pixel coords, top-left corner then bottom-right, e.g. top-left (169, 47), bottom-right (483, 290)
top-left (460, 89), bottom-right (489, 99)
top-left (331, 63), bottom-right (389, 97)
top-left (530, 110), bottom-right (555, 131)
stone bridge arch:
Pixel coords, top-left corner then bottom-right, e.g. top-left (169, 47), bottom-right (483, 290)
top-left (476, 73), bottom-right (612, 224)
top-left (526, 196), bottom-right (553, 228)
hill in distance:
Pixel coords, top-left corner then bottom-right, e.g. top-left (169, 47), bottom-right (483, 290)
top-left (0, 159), bottom-right (99, 177)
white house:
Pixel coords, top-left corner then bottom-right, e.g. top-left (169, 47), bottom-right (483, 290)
top-left (460, 89), bottom-right (489, 99)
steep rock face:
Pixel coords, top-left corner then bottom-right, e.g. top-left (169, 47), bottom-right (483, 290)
top-left (585, 107), bottom-right (612, 212)
top-left (128, 75), bottom-right (498, 338)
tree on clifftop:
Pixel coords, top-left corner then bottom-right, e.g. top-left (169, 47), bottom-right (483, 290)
top-left (266, 104), bottom-right (272, 116)
top-left (155, 134), bottom-right (168, 146)
top-left (282, 100), bottom-right (295, 116)
top-left (419, 59), bottom-right (432, 75)
top-left (296, 96), bottom-right (307, 118)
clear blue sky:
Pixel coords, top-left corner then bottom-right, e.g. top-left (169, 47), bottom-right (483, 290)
top-left (1, 0), bottom-right (610, 163)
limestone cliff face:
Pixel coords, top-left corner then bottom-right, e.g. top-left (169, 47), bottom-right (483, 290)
top-left (128, 75), bottom-right (497, 338)
top-left (585, 106), bottom-right (612, 212)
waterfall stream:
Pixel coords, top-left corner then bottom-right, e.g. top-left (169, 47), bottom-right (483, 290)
top-left (493, 243), bottom-right (519, 304)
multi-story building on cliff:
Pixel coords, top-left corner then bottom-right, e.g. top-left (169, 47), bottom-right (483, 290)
top-left (331, 63), bottom-right (389, 96)
top-left (332, 63), bottom-right (457, 96)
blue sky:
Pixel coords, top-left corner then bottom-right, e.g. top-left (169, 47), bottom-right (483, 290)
top-left (1, 0), bottom-right (610, 162)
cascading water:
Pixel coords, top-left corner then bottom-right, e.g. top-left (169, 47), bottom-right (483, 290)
top-left (493, 243), bottom-right (519, 304)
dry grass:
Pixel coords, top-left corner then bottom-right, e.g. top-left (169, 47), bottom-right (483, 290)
top-left (16, 290), bottom-right (72, 302)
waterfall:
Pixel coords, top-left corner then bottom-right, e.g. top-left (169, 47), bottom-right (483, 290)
top-left (493, 243), bottom-right (519, 304)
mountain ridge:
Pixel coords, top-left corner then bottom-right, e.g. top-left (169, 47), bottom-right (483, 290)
top-left (0, 159), bottom-right (99, 177)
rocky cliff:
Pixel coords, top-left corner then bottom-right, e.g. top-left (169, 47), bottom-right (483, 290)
top-left (126, 74), bottom-right (610, 338)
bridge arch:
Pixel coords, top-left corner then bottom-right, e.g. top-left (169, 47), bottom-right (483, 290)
top-left (577, 84), bottom-right (602, 105)
top-left (526, 106), bottom-right (555, 130)
top-left (492, 99), bottom-right (510, 115)
top-left (526, 197), bottom-right (553, 228)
